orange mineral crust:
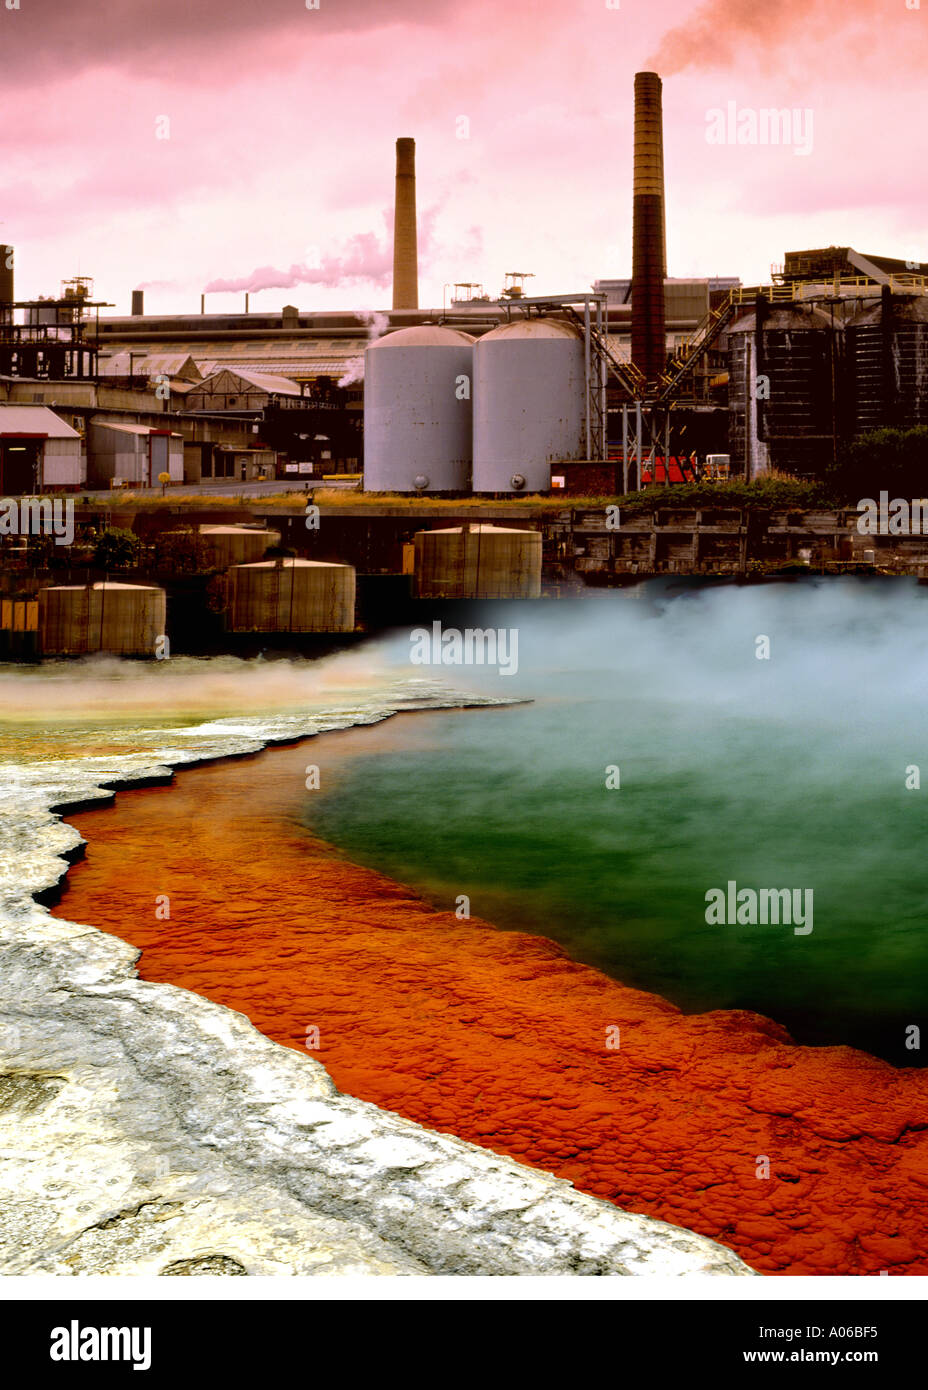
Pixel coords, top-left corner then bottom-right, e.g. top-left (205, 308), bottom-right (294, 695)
top-left (51, 736), bottom-right (928, 1276)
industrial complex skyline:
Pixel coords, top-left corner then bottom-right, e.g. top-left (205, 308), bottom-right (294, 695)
top-left (2, 0), bottom-right (925, 314)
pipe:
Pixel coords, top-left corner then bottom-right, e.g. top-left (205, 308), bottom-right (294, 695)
top-left (622, 405), bottom-right (629, 494)
top-left (392, 138), bottom-right (419, 311)
top-left (635, 401), bottom-right (642, 491)
top-left (584, 298), bottom-right (591, 459)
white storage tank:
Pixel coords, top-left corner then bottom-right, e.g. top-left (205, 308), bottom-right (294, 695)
top-left (198, 524), bottom-right (281, 568)
top-left (414, 524), bottom-right (542, 599)
top-left (39, 582), bottom-right (166, 657)
top-left (473, 318), bottom-right (586, 493)
top-left (363, 325), bottom-right (474, 492)
top-left (226, 558), bottom-right (355, 633)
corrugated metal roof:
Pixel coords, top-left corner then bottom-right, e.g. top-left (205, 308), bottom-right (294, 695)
top-left (195, 367), bottom-right (303, 396)
top-left (91, 421), bottom-right (182, 437)
top-left (168, 338), bottom-right (366, 357)
top-left (96, 353), bottom-right (202, 380)
top-left (195, 360), bottom-right (352, 380)
top-left (228, 369), bottom-right (303, 395)
top-left (0, 405), bottom-right (80, 438)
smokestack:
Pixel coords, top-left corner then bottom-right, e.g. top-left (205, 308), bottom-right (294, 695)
top-left (245, 292), bottom-right (250, 313)
top-left (201, 293), bottom-right (206, 314)
top-left (392, 137), bottom-right (419, 311)
top-left (0, 245), bottom-right (13, 320)
top-left (631, 72), bottom-right (667, 386)
top-left (131, 289), bottom-right (144, 316)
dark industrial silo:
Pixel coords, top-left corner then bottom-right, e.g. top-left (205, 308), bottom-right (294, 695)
top-left (727, 295), bottom-right (837, 478)
top-left (846, 288), bottom-right (928, 434)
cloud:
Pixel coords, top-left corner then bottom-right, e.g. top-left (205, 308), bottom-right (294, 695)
top-left (203, 202), bottom-right (446, 295)
top-left (2, 0), bottom-right (461, 86)
top-left (338, 311), bottom-right (391, 386)
top-left (203, 234), bottom-right (391, 295)
top-left (649, 0), bottom-right (909, 76)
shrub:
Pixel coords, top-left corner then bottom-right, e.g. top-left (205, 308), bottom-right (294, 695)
top-left (93, 526), bottom-right (139, 570)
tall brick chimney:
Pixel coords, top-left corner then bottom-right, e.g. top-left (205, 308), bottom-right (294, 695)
top-left (631, 73), bottom-right (667, 385)
top-left (392, 137), bottom-right (419, 311)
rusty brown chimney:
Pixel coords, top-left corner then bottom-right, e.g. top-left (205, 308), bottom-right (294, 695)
top-left (0, 245), bottom-right (13, 325)
top-left (392, 137), bottom-right (419, 311)
top-left (631, 72), bottom-right (667, 385)
top-left (131, 289), bottom-right (144, 315)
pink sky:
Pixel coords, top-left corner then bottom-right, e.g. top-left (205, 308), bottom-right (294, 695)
top-left (2, 0), bottom-right (925, 316)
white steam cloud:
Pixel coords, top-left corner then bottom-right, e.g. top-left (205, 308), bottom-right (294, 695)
top-left (338, 311), bottom-right (391, 387)
top-left (204, 229), bottom-right (393, 295)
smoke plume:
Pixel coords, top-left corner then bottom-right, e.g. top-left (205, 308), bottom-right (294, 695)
top-left (338, 311), bottom-right (391, 387)
top-left (204, 229), bottom-right (393, 295)
top-left (649, 0), bottom-right (886, 77)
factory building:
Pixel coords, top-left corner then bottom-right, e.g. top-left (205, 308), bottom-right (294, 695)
top-left (86, 421), bottom-right (184, 489)
top-left (8, 76), bottom-right (924, 502)
top-left (723, 251), bottom-right (928, 478)
top-left (184, 368), bottom-right (304, 414)
top-left (0, 405), bottom-right (83, 491)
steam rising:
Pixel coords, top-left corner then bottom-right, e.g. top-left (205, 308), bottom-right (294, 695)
top-left (648, 0), bottom-right (885, 75)
top-left (338, 310), bottom-right (391, 386)
top-left (309, 580), bottom-right (928, 1062)
top-left (0, 648), bottom-right (417, 729)
top-left (204, 230), bottom-right (393, 295)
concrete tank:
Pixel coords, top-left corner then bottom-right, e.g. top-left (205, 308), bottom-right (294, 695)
top-left (847, 292), bottom-right (928, 435)
top-left (39, 582), bottom-right (166, 657)
top-left (198, 524), bottom-right (281, 569)
top-left (363, 325), bottom-right (474, 492)
top-left (414, 524), bottom-right (542, 599)
top-left (727, 302), bottom-right (835, 478)
top-left (226, 558), bottom-right (355, 632)
top-left (473, 319), bottom-right (586, 493)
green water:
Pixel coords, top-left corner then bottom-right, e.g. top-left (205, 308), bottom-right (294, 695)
top-left (307, 579), bottom-right (928, 1066)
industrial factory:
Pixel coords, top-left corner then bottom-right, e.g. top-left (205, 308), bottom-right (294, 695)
top-left (2, 70), bottom-right (927, 654)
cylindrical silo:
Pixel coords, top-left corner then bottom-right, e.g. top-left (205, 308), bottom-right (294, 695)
top-left (847, 290), bottom-right (928, 435)
top-left (226, 558), bottom-right (355, 632)
top-left (198, 525), bottom-right (281, 569)
top-left (363, 325), bottom-right (474, 493)
top-left (414, 524), bottom-right (542, 598)
top-left (38, 582), bottom-right (166, 657)
top-left (473, 319), bottom-right (586, 493)
top-left (727, 298), bottom-right (836, 478)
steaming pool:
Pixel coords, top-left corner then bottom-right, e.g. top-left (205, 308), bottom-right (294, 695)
top-left (3, 576), bottom-right (928, 1066)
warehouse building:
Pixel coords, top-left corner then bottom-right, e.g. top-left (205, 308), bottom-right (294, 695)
top-left (0, 404), bottom-right (83, 492)
top-left (86, 421), bottom-right (184, 489)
